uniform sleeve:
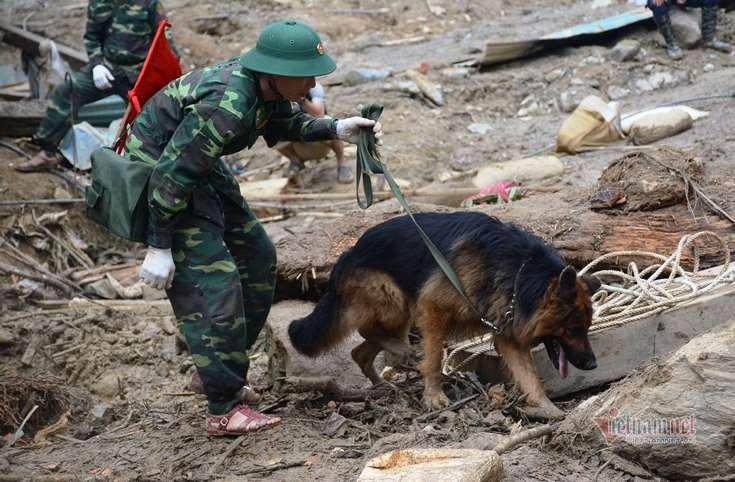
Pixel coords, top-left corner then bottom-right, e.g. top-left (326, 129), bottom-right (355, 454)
top-left (263, 102), bottom-right (337, 147)
top-left (146, 105), bottom-right (240, 248)
top-left (152, 0), bottom-right (181, 59)
top-left (84, 0), bottom-right (113, 67)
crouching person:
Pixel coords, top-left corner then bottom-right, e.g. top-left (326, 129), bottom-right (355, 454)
top-left (127, 20), bottom-right (382, 436)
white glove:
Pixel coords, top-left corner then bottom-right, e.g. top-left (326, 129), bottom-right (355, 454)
top-left (336, 117), bottom-right (383, 145)
top-left (139, 247), bottom-right (176, 290)
top-left (92, 64), bottom-right (115, 90)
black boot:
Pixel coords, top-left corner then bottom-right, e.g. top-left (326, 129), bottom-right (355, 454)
top-left (653, 13), bottom-right (684, 60)
top-left (701, 6), bottom-right (732, 53)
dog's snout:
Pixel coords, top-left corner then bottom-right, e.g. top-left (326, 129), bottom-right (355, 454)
top-left (581, 356), bottom-right (597, 370)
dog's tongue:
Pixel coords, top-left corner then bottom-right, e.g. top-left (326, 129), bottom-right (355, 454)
top-left (558, 345), bottom-right (568, 379)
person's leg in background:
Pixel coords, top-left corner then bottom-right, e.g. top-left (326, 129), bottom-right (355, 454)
top-left (648, 0), bottom-right (685, 59)
top-left (18, 64), bottom-right (129, 172)
top-left (695, 0), bottom-right (733, 52)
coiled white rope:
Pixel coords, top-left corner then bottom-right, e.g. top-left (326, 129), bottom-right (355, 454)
top-left (442, 231), bottom-right (735, 376)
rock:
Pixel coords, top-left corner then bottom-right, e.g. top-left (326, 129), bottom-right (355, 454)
top-left (358, 448), bottom-right (503, 481)
top-left (265, 300), bottom-right (385, 391)
top-left (89, 371), bottom-right (120, 399)
top-left (703, 63), bottom-right (715, 73)
top-left (647, 71), bottom-right (680, 89)
top-left (609, 39), bottom-right (641, 62)
top-left (607, 85), bottom-right (630, 101)
top-left (544, 68), bottom-right (566, 83)
top-left (554, 321), bottom-right (735, 480)
top-left (467, 123), bottom-right (493, 135)
top-left (634, 78), bottom-right (654, 93)
top-left (342, 68), bottom-right (393, 87)
top-left (516, 95), bottom-right (540, 117)
top-left (558, 87), bottom-right (600, 113)
top-left (569, 77), bottom-right (586, 86)
top-left (670, 9), bottom-right (701, 48)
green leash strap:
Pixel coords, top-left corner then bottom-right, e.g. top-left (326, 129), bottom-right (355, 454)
top-left (354, 104), bottom-right (504, 333)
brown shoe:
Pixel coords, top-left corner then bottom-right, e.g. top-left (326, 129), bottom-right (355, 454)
top-left (190, 371), bottom-right (261, 404)
top-left (15, 150), bottom-right (61, 173)
top-left (206, 404), bottom-right (280, 437)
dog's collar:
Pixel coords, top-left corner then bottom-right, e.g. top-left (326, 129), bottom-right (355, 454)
top-left (481, 259), bottom-right (529, 335)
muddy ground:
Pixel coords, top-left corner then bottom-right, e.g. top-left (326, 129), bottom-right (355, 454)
top-left (2, 0), bottom-right (735, 480)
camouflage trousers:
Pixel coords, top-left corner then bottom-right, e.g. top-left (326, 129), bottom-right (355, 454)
top-left (165, 188), bottom-right (277, 415)
top-left (33, 63), bottom-right (131, 152)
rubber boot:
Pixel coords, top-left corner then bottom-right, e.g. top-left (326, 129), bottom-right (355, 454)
top-left (702, 6), bottom-right (732, 53)
top-left (653, 13), bottom-right (684, 60)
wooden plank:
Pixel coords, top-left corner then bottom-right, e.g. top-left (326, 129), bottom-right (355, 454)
top-left (0, 99), bottom-right (46, 136)
top-left (460, 281), bottom-right (735, 398)
top-left (0, 21), bottom-right (88, 69)
top-left (67, 298), bottom-right (173, 316)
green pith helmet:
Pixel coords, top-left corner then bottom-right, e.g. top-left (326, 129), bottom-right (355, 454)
top-left (240, 20), bottom-right (336, 77)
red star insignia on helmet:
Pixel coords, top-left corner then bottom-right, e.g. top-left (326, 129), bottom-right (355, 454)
top-left (316, 43), bottom-right (325, 55)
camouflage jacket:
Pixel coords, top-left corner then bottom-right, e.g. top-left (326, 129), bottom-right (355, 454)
top-left (124, 58), bottom-right (338, 249)
top-left (84, 0), bottom-right (177, 82)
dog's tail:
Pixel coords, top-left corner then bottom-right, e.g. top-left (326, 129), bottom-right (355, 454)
top-left (288, 257), bottom-right (352, 357)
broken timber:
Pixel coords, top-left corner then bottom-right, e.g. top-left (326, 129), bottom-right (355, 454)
top-left (272, 190), bottom-right (735, 299)
top-left (0, 21), bottom-right (88, 69)
top-left (0, 100), bottom-right (46, 137)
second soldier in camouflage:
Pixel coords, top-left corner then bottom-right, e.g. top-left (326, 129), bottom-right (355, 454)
top-left (17, 0), bottom-right (177, 172)
top-left (131, 20), bottom-right (383, 436)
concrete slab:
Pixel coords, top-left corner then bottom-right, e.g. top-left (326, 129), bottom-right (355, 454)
top-left (456, 279), bottom-right (735, 398)
top-left (265, 300), bottom-right (384, 391)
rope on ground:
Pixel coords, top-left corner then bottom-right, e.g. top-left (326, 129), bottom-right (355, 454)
top-left (580, 230), bottom-right (734, 329)
top-left (441, 231), bottom-right (735, 375)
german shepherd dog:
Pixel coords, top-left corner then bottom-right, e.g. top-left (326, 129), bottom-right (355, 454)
top-left (288, 212), bottom-right (601, 419)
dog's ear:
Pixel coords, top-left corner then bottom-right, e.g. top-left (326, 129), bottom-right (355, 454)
top-left (557, 265), bottom-right (577, 301)
top-left (581, 274), bottom-right (601, 294)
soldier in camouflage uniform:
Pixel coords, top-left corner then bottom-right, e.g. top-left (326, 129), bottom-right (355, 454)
top-left (130, 20), bottom-right (383, 436)
top-left (16, 0), bottom-right (177, 172)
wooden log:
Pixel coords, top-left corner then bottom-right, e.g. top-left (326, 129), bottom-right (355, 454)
top-left (0, 21), bottom-right (88, 69)
top-left (0, 100), bottom-right (47, 137)
top-left (271, 187), bottom-right (735, 300)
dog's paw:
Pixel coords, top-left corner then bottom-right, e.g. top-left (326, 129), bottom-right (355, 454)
top-left (423, 391), bottom-right (450, 410)
top-left (522, 402), bottom-right (565, 421)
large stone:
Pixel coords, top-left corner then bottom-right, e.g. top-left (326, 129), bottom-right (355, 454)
top-left (554, 321), bottom-right (735, 480)
top-left (89, 371), bottom-right (120, 399)
top-left (473, 155), bottom-right (565, 188)
top-left (608, 39), bottom-right (641, 62)
top-left (358, 448), bottom-right (503, 482)
top-left (670, 9), bottom-right (701, 48)
top-left (265, 300), bottom-right (385, 391)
